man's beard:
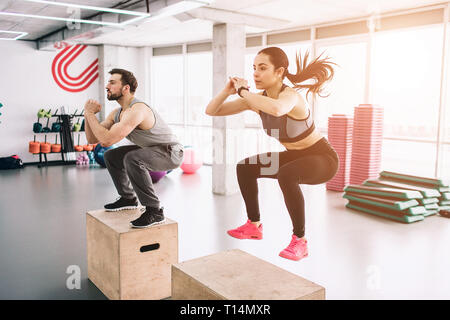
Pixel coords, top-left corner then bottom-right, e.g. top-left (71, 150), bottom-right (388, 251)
top-left (107, 91), bottom-right (123, 101)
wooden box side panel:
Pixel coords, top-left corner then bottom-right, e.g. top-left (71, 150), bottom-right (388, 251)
top-left (297, 288), bottom-right (326, 300)
top-left (171, 266), bottom-right (226, 300)
top-left (87, 214), bottom-right (120, 300)
top-left (119, 222), bottom-right (178, 300)
top-left (173, 249), bottom-right (326, 300)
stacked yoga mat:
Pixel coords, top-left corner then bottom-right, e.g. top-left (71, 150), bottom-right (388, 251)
top-left (343, 171), bottom-right (450, 223)
top-left (326, 114), bottom-right (353, 191)
top-left (327, 104), bottom-right (383, 191)
top-left (350, 104), bottom-right (384, 185)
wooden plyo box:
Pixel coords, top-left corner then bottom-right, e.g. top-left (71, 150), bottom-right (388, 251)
top-left (86, 209), bottom-right (178, 300)
top-left (172, 249), bottom-right (325, 300)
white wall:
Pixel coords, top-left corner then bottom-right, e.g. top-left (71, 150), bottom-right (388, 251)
top-left (0, 41), bottom-right (150, 164)
top-left (98, 45), bottom-right (151, 122)
top-left (0, 40), bottom-right (99, 163)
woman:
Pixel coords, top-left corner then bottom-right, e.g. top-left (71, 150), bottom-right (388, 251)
top-left (205, 47), bottom-right (339, 261)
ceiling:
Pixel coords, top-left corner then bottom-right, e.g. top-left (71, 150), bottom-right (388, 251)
top-left (1, 0), bottom-right (448, 47)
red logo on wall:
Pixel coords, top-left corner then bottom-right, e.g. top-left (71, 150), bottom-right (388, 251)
top-left (52, 44), bottom-right (99, 92)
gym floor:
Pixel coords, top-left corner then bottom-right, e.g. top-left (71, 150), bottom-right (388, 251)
top-left (0, 165), bottom-right (449, 300)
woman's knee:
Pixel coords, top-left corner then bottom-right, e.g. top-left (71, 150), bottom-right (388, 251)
top-left (236, 159), bottom-right (259, 180)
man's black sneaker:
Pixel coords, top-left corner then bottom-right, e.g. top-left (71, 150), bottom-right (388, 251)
top-left (104, 197), bottom-right (139, 212)
top-left (130, 207), bottom-right (165, 228)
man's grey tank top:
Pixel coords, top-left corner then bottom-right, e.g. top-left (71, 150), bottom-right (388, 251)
top-left (114, 98), bottom-right (180, 148)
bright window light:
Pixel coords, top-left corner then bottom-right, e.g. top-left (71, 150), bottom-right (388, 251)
top-left (0, 30), bottom-right (28, 40)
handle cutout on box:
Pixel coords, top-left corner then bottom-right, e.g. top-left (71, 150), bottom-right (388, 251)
top-left (140, 243), bottom-right (160, 253)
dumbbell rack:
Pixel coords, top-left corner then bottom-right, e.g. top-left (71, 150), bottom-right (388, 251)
top-left (31, 113), bottom-right (84, 168)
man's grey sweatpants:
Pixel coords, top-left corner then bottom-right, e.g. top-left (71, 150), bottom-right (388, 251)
top-left (104, 143), bottom-right (184, 209)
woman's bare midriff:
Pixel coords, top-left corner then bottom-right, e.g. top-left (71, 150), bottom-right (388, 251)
top-left (281, 128), bottom-right (324, 151)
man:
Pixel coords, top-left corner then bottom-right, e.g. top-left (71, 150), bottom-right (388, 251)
top-left (84, 68), bottom-right (183, 228)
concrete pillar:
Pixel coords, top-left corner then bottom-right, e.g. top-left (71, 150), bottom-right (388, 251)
top-left (212, 23), bottom-right (246, 195)
top-left (98, 45), bottom-right (119, 122)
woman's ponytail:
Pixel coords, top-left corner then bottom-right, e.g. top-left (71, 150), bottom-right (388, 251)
top-left (286, 51), bottom-right (336, 99)
top-left (258, 47), bottom-right (336, 100)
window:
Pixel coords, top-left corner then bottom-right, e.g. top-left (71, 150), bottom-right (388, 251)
top-left (371, 25), bottom-right (443, 140)
top-left (441, 145), bottom-right (450, 179)
top-left (151, 55), bottom-right (184, 124)
top-left (151, 51), bottom-right (213, 165)
top-left (381, 140), bottom-right (437, 177)
top-left (315, 41), bottom-right (368, 129)
top-left (186, 52), bottom-right (212, 126)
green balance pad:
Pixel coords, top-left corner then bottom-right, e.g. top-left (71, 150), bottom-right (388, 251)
top-left (377, 175), bottom-right (449, 192)
top-left (364, 179), bottom-right (441, 198)
top-left (441, 193), bottom-right (450, 201)
top-left (344, 193), bottom-right (425, 216)
top-left (380, 171), bottom-right (449, 188)
top-left (424, 203), bottom-right (439, 210)
top-left (343, 192), bottom-right (419, 211)
top-left (418, 198), bottom-right (439, 205)
top-left (346, 201), bottom-right (424, 223)
top-left (344, 185), bottom-right (423, 200)
top-left (423, 209), bottom-right (438, 217)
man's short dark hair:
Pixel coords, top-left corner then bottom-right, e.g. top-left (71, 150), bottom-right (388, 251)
top-left (109, 68), bottom-right (138, 93)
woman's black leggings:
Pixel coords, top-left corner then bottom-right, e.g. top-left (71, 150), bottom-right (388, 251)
top-left (236, 138), bottom-right (339, 238)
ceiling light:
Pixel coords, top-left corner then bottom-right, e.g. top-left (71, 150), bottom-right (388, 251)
top-left (21, 0), bottom-right (150, 16)
top-left (144, 0), bottom-right (214, 22)
top-left (0, 0), bottom-right (151, 28)
top-left (0, 30), bottom-right (28, 40)
top-left (0, 11), bottom-right (126, 27)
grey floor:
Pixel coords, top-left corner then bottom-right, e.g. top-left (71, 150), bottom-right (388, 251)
top-left (0, 164), bottom-right (449, 300)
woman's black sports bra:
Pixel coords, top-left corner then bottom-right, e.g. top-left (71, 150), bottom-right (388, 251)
top-left (259, 84), bottom-right (315, 143)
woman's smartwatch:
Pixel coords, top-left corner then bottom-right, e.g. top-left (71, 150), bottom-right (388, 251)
top-left (237, 86), bottom-right (249, 98)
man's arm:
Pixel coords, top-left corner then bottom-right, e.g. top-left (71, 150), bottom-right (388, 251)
top-left (85, 103), bottom-right (149, 147)
top-left (84, 108), bottom-right (117, 144)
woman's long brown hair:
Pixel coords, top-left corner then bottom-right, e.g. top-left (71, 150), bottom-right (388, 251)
top-left (258, 47), bottom-right (336, 99)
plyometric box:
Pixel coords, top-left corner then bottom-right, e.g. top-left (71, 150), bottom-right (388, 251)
top-left (86, 209), bottom-right (178, 300)
top-left (172, 249), bottom-right (325, 300)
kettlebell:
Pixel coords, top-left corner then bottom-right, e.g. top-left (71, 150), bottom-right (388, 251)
top-left (33, 122), bottom-right (43, 133)
top-left (51, 122), bottom-right (61, 132)
top-left (37, 109), bottom-right (46, 118)
top-left (73, 122), bottom-right (81, 132)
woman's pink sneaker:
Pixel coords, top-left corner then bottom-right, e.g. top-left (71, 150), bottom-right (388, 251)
top-left (279, 235), bottom-right (308, 261)
top-left (227, 220), bottom-right (263, 240)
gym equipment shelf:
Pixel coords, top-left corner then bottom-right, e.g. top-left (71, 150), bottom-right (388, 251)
top-left (30, 111), bottom-right (84, 168)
